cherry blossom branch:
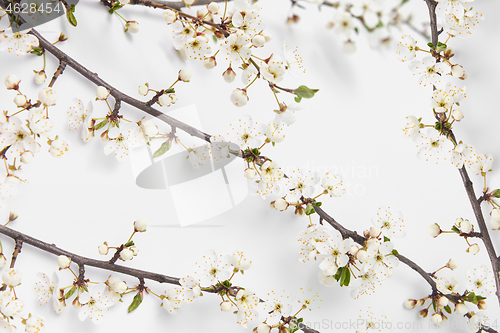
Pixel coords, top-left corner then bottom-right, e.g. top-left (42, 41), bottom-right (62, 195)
top-left (422, 0), bottom-right (500, 305)
top-left (0, 224), bottom-right (322, 333)
top-left (101, 0), bottom-right (230, 37)
top-left (0, 224), bottom-right (181, 285)
top-left (28, 29), bottom-right (212, 143)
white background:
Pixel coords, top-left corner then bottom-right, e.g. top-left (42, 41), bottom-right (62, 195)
top-left (1, 0), bottom-right (500, 332)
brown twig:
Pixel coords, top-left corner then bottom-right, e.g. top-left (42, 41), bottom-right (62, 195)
top-left (9, 239), bottom-right (22, 269)
top-left (48, 60), bottom-right (67, 88)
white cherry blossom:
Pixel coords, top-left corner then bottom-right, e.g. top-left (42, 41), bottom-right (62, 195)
top-left (78, 284), bottom-right (115, 324)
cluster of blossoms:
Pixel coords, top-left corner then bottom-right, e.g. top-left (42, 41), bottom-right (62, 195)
top-left (296, 207), bottom-right (403, 298)
top-left (0, 74), bottom-right (70, 210)
top-left (403, 258), bottom-right (494, 331)
top-left (288, 0), bottom-right (416, 53)
top-left (158, 0), bottom-right (314, 108)
top-left (169, 249), bottom-right (319, 332)
top-left (69, 86), bottom-right (166, 161)
top-left (97, 219), bottom-right (147, 260)
top-left (0, 261), bottom-right (45, 332)
top-left (35, 257), bottom-right (118, 323)
top-left (427, 218), bottom-right (483, 255)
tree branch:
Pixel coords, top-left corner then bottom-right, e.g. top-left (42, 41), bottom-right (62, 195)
top-left (0, 224), bottom-right (181, 285)
top-left (28, 29), bottom-right (212, 143)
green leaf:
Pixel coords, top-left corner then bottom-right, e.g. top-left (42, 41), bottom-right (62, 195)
top-left (334, 267), bottom-right (342, 282)
top-left (383, 236), bottom-right (390, 242)
top-left (432, 301), bottom-right (437, 312)
top-left (128, 292), bottom-right (143, 313)
top-left (222, 280), bottom-right (232, 288)
top-left (153, 139), bottom-right (172, 158)
top-left (434, 122), bottom-right (441, 131)
top-left (305, 204), bottom-right (315, 216)
top-left (124, 241), bottom-right (134, 247)
top-left (294, 96), bottom-right (302, 103)
top-left (30, 47), bottom-right (44, 56)
top-left (451, 225), bottom-right (460, 234)
top-left (251, 148), bottom-right (260, 156)
top-left (94, 120), bottom-right (108, 131)
top-left (64, 286), bottom-right (76, 299)
top-left (66, 4), bottom-right (77, 27)
top-left (164, 88), bottom-right (175, 94)
top-left (339, 267), bottom-right (351, 286)
top-left (314, 202), bottom-right (322, 207)
top-left (427, 42), bottom-right (435, 49)
top-left (492, 189), bottom-right (500, 198)
top-left (293, 85), bottom-right (319, 99)
top-left (392, 249), bottom-right (399, 256)
top-left (444, 305), bottom-right (451, 314)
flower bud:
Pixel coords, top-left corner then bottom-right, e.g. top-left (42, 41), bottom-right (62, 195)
top-left (35, 70), bottom-right (47, 84)
top-left (404, 299), bottom-right (416, 309)
top-left (13, 94), bottom-right (26, 107)
top-left (39, 87), bottom-right (57, 106)
top-left (467, 243), bottom-right (480, 255)
top-left (230, 89), bottom-right (248, 107)
top-left (369, 226), bottom-right (380, 237)
top-left (223, 67), bottom-right (236, 83)
top-left (5, 74), bottom-right (20, 90)
top-left (451, 65), bottom-right (464, 77)
top-left (262, 31), bottom-right (272, 43)
top-left (2, 268), bottom-right (22, 287)
top-left (349, 245), bottom-right (359, 256)
top-left (21, 151), bottom-right (34, 164)
top-left (257, 323), bottom-right (271, 333)
top-left (114, 281), bottom-right (127, 293)
top-left (252, 35), bottom-right (265, 47)
top-left (203, 56), bottom-right (217, 69)
top-left (478, 300), bottom-right (487, 310)
top-left (452, 109), bottom-right (464, 121)
top-left (220, 301), bottom-right (232, 312)
top-left (244, 168), bottom-right (256, 179)
top-left (138, 85), bottom-right (148, 96)
top-left (120, 248), bottom-right (134, 260)
top-left (129, 246), bottom-right (139, 256)
top-left (57, 255), bottom-right (71, 269)
top-left (460, 219), bottom-right (472, 233)
top-left (183, 0), bottom-right (195, 5)
top-left (427, 224), bottom-right (441, 237)
top-left (207, 2), bottom-right (219, 14)
top-left (98, 243), bottom-right (109, 255)
top-left (445, 259), bottom-right (458, 270)
top-left (158, 94), bottom-right (172, 107)
top-left (134, 219), bottom-right (147, 232)
top-left (125, 21), bottom-right (140, 33)
top-left (274, 198), bottom-right (288, 211)
top-left (438, 296), bottom-right (448, 307)
top-left (419, 308), bottom-right (428, 318)
top-left (96, 86), bottom-right (110, 100)
top-left (455, 303), bottom-right (468, 315)
top-left (178, 69), bottom-right (192, 82)
top-left (163, 9), bottom-right (177, 23)
top-left (431, 312), bottom-right (442, 324)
